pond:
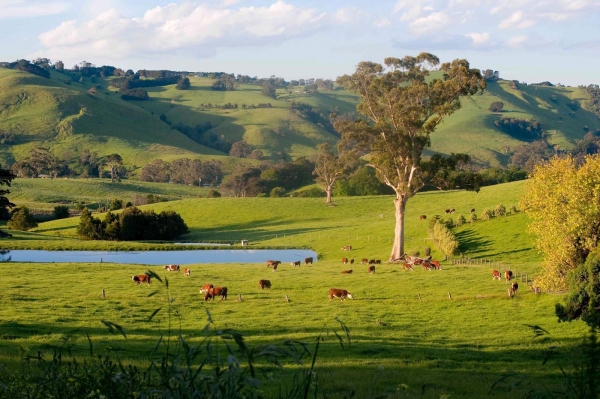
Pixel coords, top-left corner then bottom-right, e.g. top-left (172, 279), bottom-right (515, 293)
top-left (0, 249), bottom-right (318, 265)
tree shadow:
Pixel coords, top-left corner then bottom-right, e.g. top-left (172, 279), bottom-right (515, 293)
top-left (455, 229), bottom-right (494, 255)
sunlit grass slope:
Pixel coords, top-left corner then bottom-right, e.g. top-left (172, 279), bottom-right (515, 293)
top-left (0, 180), bottom-right (589, 398)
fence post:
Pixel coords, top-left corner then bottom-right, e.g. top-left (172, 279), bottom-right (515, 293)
top-left (448, 292), bottom-right (452, 300)
top-left (418, 293), bottom-right (422, 303)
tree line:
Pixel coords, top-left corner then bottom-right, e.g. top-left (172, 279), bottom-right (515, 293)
top-left (141, 158), bottom-right (222, 185)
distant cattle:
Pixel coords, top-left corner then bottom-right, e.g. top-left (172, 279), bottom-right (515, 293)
top-left (163, 264), bottom-right (180, 272)
top-left (402, 263), bottom-right (414, 271)
top-left (375, 260), bottom-right (381, 264)
top-left (445, 209), bottom-right (451, 214)
top-left (421, 261), bottom-right (432, 270)
top-left (341, 269), bottom-right (353, 274)
top-left (200, 284), bottom-right (214, 293)
top-left (290, 261), bottom-right (301, 267)
top-left (272, 264), bottom-right (278, 271)
top-left (505, 270), bottom-right (513, 282)
top-left (368, 259), bottom-right (376, 265)
top-left (342, 257), bottom-right (348, 264)
top-left (508, 282), bottom-right (519, 297)
top-left (329, 288), bottom-right (354, 301)
top-left (267, 260), bottom-right (281, 268)
top-left (470, 208), bottom-right (475, 213)
top-left (450, 208), bottom-right (455, 213)
top-left (342, 245), bottom-right (352, 251)
top-left (368, 265), bottom-right (375, 274)
top-left (419, 215), bottom-right (427, 220)
top-left (183, 268), bottom-right (191, 276)
top-left (204, 286), bottom-right (228, 301)
top-left (258, 279), bottom-right (271, 290)
top-left (350, 259), bottom-right (354, 264)
top-left (131, 274), bottom-right (151, 286)
top-left (361, 258), bottom-right (369, 264)
top-left (492, 270), bottom-right (501, 280)
top-left (430, 260), bottom-right (441, 270)
top-left (304, 257), bottom-right (313, 265)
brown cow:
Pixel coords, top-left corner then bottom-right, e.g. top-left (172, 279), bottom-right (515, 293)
top-left (419, 215), bottom-right (427, 220)
top-left (450, 208), bottom-right (455, 213)
top-left (430, 260), bottom-right (441, 270)
top-left (368, 259), bottom-right (376, 265)
top-left (350, 259), bottom-right (355, 264)
top-left (304, 257), bottom-right (313, 265)
top-left (361, 258), bottom-right (369, 264)
top-left (508, 282), bottom-right (519, 297)
top-left (342, 257), bottom-right (348, 264)
top-left (200, 284), bottom-right (214, 294)
top-left (258, 279), bottom-right (271, 290)
top-left (204, 286), bottom-right (228, 301)
top-left (183, 268), bottom-right (191, 276)
top-left (505, 270), bottom-right (513, 282)
top-left (375, 260), bottom-right (381, 264)
top-left (290, 261), bottom-right (301, 267)
top-left (421, 261), bottom-right (432, 270)
top-left (445, 209), bottom-right (451, 214)
top-left (368, 265), bottom-right (375, 274)
top-left (470, 208), bottom-right (476, 213)
top-left (132, 274), bottom-right (151, 286)
top-left (329, 288), bottom-right (354, 301)
top-left (341, 269), bottom-right (353, 274)
top-left (272, 264), bottom-right (278, 272)
top-left (402, 263), bottom-right (414, 271)
top-left (342, 245), bottom-right (352, 251)
top-left (267, 260), bottom-right (281, 268)
top-left (492, 270), bottom-right (501, 280)
top-left (163, 264), bottom-right (180, 272)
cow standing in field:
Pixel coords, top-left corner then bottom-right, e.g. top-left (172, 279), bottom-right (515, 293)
top-left (341, 269), bottom-right (353, 274)
top-left (402, 263), bottom-right (414, 271)
top-left (163, 264), bottom-right (180, 272)
top-left (361, 258), bottom-right (369, 264)
top-left (258, 279), bottom-right (271, 290)
top-left (132, 275), bottom-right (151, 286)
top-left (200, 284), bottom-right (214, 294)
top-left (329, 288), bottom-right (354, 301)
top-left (304, 257), bottom-right (313, 265)
top-left (419, 215), bottom-right (427, 220)
top-left (290, 261), bottom-right (301, 267)
top-left (342, 245), bottom-right (352, 251)
top-left (430, 260), bottom-right (441, 270)
top-left (505, 270), bottom-right (513, 282)
top-left (204, 286), bottom-right (228, 301)
top-left (508, 282), bottom-right (519, 297)
top-left (183, 268), bottom-right (191, 276)
top-left (350, 259), bottom-right (354, 264)
top-left (375, 260), bottom-right (381, 264)
top-left (492, 270), bottom-right (501, 280)
top-left (368, 265), bottom-right (375, 274)
top-left (470, 208), bottom-right (476, 213)
top-left (267, 260), bottom-right (281, 269)
top-left (342, 257), bottom-right (348, 264)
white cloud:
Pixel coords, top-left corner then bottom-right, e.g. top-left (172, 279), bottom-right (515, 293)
top-left (409, 11), bottom-right (451, 35)
top-left (393, 0), bottom-right (426, 21)
top-left (37, 1), bottom-right (344, 61)
top-left (0, 0), bottom-right (68, 19)
top-left (507, 34), bottom-right (527, 47)
top-left (466, 31), bottom-right (490, 45)
top-left (373, 17), bottom-right (391, 27)
top-left (423, 5), bottom-right (435, 11)
top-left (498, 11), bottom-right (534, 29)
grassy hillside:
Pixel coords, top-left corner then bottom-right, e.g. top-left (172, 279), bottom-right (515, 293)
top-left (0, 181), bottom-right (589, 398)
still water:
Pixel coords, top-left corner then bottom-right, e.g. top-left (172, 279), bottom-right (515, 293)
top-left (0, 249), bottom-right (317, 265)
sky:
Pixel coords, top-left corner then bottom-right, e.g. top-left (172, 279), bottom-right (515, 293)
top-left (1, 0), bottom-right (599, 86)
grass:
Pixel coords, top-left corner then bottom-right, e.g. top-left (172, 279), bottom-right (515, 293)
top-left (0, 180), bottom-right (590, 397)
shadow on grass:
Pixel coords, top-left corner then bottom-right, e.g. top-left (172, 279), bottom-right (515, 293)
top-left (455, 229), bottom-right (493, 255)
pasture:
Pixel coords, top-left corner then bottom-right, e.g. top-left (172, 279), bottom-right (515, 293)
top-left (0, 180), bottom-right (590, 397)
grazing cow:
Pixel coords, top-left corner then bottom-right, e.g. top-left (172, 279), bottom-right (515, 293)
top-left (450, 208), bottom-right (455, 213)
top-left (470, 208), bottom-right (475, 213)
top-left (350, 259), bottom-right (355, 264)
top-left (290, 261), bottom-right (301, 267)
top-left (368, 259), bottom-right (376, 265)
top-left (272, 264), bottom-right (278, 272)
top-left (304, 257), bottom-right (313, 265)
top-left (375, 260), bottom-right (381, 264)
top-left (361, 258), bottom-right (369, 264)
top-left (445, 209), bottom-right (451, 214)
top-left (508, 282), bottom-right (519, 297)
top-left (421, 261), bottom-right (432, 270)
top-left (368, 265), bottom-right (375, 274)
top-left (329, 288), bottom-right (354, 301)
top-left (505, 270), bottom-right (513, 282)
top-left (183, 268), bottom-right (191, 276)
top-left (131, 274), bottom-right (151, 286)
top-left (341, 269), bottom-right (353, 274)
top-left (430, 260), bottom-right (441, 270)
top-left (492, 270), bottom-right (501, 280)
top-left (163, 264), bottom-right (180, 272)
top-left (419, 215), bottom-right (427, 220)
top-left (258, 279), bottom-right (271, 290)
top-left (204, 286), bottom-right (228, 301)
top-left (402, 263), bottom-right (414, 271)
top-left (200, 284), bottom-right (214, 294)
top-left (267, 260), bottom-right (281, 268)
top-left (342, 257), bottom-right (348, 264)
top-left (342, 245), bottom-right (352, 251)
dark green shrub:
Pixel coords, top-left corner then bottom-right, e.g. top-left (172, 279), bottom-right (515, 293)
top-left (270, 187), bottom-right (286, 197)
top-left (52, 205), bottom-right (70, 219)
top-left (7, 207), bottom-right (38, 230)
top-left (424, 247), bottom-right (431, 257)
top-left (109, 198), bottom-right (123, 211)
top-left (207, 189), bottom-right (221, 198)
top-left (495, 204), bottom-right (506, 216)
top-left (481, 208), bottom-right (493, 220)
top-left (469, 212), bottom-right (478, 223)
top-left (456, 215), bottom-right (466, 226)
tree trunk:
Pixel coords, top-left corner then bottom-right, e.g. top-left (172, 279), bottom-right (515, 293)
top-left (389, 197), bottom-right (406, 261)
top-left (110, 166), bottom-right (115, 183)
top-left (326, 188), bottom-right (332, 203)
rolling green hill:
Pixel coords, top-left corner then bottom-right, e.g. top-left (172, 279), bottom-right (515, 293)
top-left (1, 66), bottom-right (599, 171)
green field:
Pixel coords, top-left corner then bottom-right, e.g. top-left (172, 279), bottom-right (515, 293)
top-left (0, 180), bottom-right (590, 397)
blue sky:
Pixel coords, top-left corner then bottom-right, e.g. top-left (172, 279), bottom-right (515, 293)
top-left (1, 0), bottom-right (599, 85)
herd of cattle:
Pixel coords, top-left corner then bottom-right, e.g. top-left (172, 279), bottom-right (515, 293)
top-left (129, 252), bottom-right (531, 302)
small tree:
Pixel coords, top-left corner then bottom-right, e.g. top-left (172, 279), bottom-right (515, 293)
top-left (313, 142), bottom-right (354, 203)
top-left (104, 154), bottom-right (123, 183)
top-left (270, 187), bottom-right (286, 197)
top-left (495, 204), bottom-right (506, 216)
top-left (469, 212), bottom-right (478, 223)
top-left (229, 141), bottom-right (252, 158)
top-left (176, 77), bottom-right (191, 90)
top-left (109, 198), bottom-right (123, 211)
top-left (207, 189), bottom-right (221, 198)
top-left (53, 205), bottom-right (70, 219)
top-left (481, 208), bottom-right (493, 220)
top-left (7, 207), bottom-right (38, 231)
top-left (489, 101), bottom-right (504, 112)
top-left (261, 81), bottom-right (276, 99)
top-left (456, 215), bottom-right (466, 226)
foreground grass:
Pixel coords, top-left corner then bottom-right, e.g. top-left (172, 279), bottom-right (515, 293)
top-left (0, 180), bottom-right (589, 397)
